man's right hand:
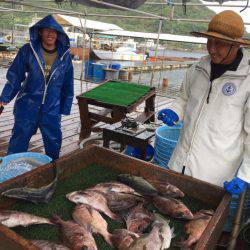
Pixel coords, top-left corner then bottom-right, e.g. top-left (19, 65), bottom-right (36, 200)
top-left (0, 102), bottom-right (7, 106)
top-left (158, 109), bottom-right (179, 126)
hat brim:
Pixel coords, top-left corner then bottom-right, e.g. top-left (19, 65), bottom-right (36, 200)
top-left (191, 31), bottom-right (250, 47)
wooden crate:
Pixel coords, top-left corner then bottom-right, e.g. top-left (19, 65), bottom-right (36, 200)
top-left (0, 146), bottom-right (231, 250)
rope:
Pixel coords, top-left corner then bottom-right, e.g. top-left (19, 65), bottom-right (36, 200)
top-left (240, 0), bottom-right (249, 12)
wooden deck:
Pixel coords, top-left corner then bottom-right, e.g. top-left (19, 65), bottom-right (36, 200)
top-left (0, 76), bottom-right (174, 158)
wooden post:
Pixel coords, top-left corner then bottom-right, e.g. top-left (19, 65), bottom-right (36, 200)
top-left (150, 19), bottom-right (163, 86)
top-left (79, 15), bottom-right (87, 94)
top-left (78, 99), bottom-right (92, 140)
top-left (128, 71), bottom-right (133, 82)
top-left (162, 78), bottom-right (168, 88)
top-left (11, 2), bottom-right (14, 45)
top-left (227, 189), bottom-right (247, 250)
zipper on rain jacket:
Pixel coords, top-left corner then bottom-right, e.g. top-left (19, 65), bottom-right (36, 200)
top-left (30, 43), bottom-right (69, 104)
top-left (184, 65), bottom-right (246, 165)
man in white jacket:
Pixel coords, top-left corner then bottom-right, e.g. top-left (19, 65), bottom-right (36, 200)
top-left (158, 10), bottom-right (250, 195)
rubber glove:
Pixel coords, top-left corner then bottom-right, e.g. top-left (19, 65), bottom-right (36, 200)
top-left (223, 177), bottom-right (247, 195)
top-left (158, 109), bottom-right (179, 126)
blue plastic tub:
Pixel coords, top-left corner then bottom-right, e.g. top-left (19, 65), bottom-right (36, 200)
top-left (84, 60), bottom-right (94, 79)
top-left (0, 152), bottom-right (52, 183)
top-left (154, 122), bottom-right (182, 168)
top-left (93, 63), bottom-right (106, 82)
top-left (110, 63), bottom-right (121, 70)
top-left (124, 144), bottom-right (154, 161)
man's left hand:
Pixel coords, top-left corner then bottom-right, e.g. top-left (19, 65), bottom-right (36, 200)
top-left (223, 177), bottom-right (247, 195)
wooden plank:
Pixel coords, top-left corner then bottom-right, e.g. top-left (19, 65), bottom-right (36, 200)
top-left (0, 224), bottom-right (37, 250)
top-left (195, 194), bottom-right (231, 250)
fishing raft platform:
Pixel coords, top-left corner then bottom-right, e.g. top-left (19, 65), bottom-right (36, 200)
top-left (0, 146), bottom-right (230, 250)
top-left (123, 62), bottom-right (192, 74)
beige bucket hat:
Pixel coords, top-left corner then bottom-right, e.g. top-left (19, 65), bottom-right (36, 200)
top-left (191, 10), bottom-right (250, 46)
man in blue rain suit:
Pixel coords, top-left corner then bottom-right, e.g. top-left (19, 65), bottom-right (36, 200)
top-left (0, 15), bottom-right (74, 160)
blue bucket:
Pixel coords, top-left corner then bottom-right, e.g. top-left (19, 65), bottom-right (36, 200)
top-left (93, 63), bottom-right (106, 82)
top-left (0, 152), bottom-right (52, 183)
top-left (110, 63), bottom-right (121, 70)
top-left (124, 144), bottom-right (154, 161)
top-left (84, 60), bottom-right (94, 80)
top-left (154, 122), bottom-right (182, 168)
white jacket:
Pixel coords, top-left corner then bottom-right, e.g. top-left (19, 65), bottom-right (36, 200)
top-left (168, 49), bottom-right (250, 187)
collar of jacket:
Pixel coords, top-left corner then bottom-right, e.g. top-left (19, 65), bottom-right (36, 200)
top-left (195, 49), bottom-right (249, 79)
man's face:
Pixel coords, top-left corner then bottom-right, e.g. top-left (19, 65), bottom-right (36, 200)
top-left (207, 38), bottom-right (239, 64)
top-left (40, 28), bottom-right (57, 47)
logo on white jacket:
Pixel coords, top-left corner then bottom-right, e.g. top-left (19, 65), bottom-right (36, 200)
top-left (222, 82), bottom-right (236, 96)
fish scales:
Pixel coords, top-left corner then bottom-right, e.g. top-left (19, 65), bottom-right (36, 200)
top-left (73, 204), bottom-right (113, 246)
top-left (177, 209), bottom-right (214, 248)
top-left (128, 224), bottom-right (163, 250)
top-left (153, 196), bottom-right (193, 220)
top-left (0, 210), bottom-right (53, 228)
top-left (87, 182), bottom-right (138, 194)
top-left (30, 240), bottom-right (70, 250)
top-left (52, 215), bottom-right (97, 250)
top-left (118, 174), bottom-right (158, 196)
top-left (111, 229), bottom-right (139, 250)
top-left (147, 179), bottom-right (185, 198)
top-left (66, 190), bottom-right (121, 221)
top-left (125, 203), bottom-right (154, 235)
top-left (104, 191), bottom-right (146, 211)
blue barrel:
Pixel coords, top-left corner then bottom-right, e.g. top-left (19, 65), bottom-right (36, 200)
top-left (0, 152), bottom-right (52, 183)
top-left (84, 60), bottom-right (94, 80)
top-left (93, 63), bottom-right (106, 82)
top-left (154, 122), bottom-right (182, 168)
top-left (110, 63), bottom-right (121, 70)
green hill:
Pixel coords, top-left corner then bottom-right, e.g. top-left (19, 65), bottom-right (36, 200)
top-left (0, 0), bottom-right (214, 33)
top-left (0, 0), bottom-right (220, 50)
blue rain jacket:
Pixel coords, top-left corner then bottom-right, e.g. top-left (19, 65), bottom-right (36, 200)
top-left (0, 15), bottom-right (74, 160)
top-left (0, 15), bottom-right (74, 121)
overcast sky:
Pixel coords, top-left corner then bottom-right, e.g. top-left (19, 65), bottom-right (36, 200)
top-left (200, 1), bottom-right (250, 33)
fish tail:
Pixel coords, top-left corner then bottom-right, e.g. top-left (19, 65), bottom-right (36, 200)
top-left (106, 210), bottom-right (122, 221)
top-left (172, 239), bottom-right (192, 250)
top-left (111, 212), bottom-right (122, 222)
top-left (103, 232), bottom-right (113, 246)
top-left (50, 214), bottom-right (62, 225)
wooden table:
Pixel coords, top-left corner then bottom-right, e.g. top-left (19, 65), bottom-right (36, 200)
top-left (103, 122), bottom-right (155, 160)
top-left (76, 82), bottom-right (156, 139)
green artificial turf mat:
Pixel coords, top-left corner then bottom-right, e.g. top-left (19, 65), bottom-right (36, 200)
top-left (11, 164), bottom-right (212, 249)
top-left (82, 81), bottom-right (151, 106)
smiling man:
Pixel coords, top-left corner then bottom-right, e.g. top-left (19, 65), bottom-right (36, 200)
top-left (0, 15), bottom-right (74, 160)
top-left (157, 10), bottom-right (250, 231)
top-left (158, 11), bottom-right (250, 191)
top-left (40, 28), bottom-right (59, 82)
